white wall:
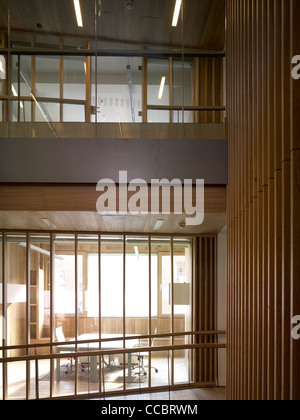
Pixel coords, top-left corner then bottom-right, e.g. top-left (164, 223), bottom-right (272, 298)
top-left (217, 226), bottom-right (227, 386)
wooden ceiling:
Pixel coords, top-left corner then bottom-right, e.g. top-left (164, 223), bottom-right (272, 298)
top-left (0, 184), bottom-right (227, 234)
top-left (0, 0), bottom-right (226, 52)
top-left (0, 211), bottom-right (226, 234)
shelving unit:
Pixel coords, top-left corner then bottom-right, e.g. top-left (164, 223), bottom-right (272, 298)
top-left (30, 269), bottom-right (44, 340)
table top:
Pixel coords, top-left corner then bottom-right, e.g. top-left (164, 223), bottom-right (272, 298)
top-left (56, 333), bottom-right (140, 352)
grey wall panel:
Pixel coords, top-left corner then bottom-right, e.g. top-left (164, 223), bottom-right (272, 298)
top-left (0, 138), bottom-right (228, 184)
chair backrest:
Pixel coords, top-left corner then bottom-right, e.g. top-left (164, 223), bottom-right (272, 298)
top-left (56, 326), bottom-right (65, 342)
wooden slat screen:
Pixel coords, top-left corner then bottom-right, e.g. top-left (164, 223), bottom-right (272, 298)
top-left (226, 0), bottom-right (300, 400)
top-left (193, 236), bottom-right (217, 385)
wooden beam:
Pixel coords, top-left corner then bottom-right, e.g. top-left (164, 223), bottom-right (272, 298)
top-left (0, 184), bottom-right (226, 213)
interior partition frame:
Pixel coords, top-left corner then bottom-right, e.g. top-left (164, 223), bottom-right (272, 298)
top-left (0, 229), bottom-right (223, 400)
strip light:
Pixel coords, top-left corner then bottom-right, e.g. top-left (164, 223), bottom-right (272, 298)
top-left (11, 84), bottom-right (23, 109)
top-left (73, 0), bottom-right (83, 27)
top-left (172, 0), bottom-right (182, 27)
top-left (42, 218), bottom-right (58, 230)
top-left (18, 243), bottom-right (64, 260)
top-left (158, 76), bottom-right (166, 99)
top-left (154, 219), bottom-right (164, 231)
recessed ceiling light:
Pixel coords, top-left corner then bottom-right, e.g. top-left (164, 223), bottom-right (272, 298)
top-left (154, 219), bottom-right (164, 230)
top-left (172, 0), bottom-right (182, 27)
top-left (126, 0), bottom-right (134, 10)
top-left (73, 0), bottom-right (83, 27)
top-left (42, 218), bottom-right (58, 230)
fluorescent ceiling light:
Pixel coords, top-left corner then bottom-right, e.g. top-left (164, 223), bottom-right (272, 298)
top-left (11, 84), bottom-right (18, 96)
top-left (73, 0), bottom-right (83, 27)
top-left (172, 0), bottom-right (182, 27)
top-left (154, 219), bottom-right (164, 231)
top-left (11, 84), bottom-right (23, 109)
top-left (18, 243), bottom-right (64, 260)
top-left (134, 246), bottom-right (139, 260)
top-left (42, 218), bottom-right (58, 230)
top-left (158, 76), bottom-right (166, 100)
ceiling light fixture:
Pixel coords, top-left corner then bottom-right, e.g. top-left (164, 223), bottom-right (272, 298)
top-left (126, 0), bottom-right (134, 10)
top-left (18, 243), bottom-right (64, 260)
top-left (11, 84), bottom-right (23, 109)
top-left (73, 0), bottom-right (83, 27)
top-left (11, 84), bottom-right (18, 97)
top-left (134, 246), bottom-right (140, 260)
top-left (172, 0), bottom-right (182, 27)
top-left (154, 219), bottom-right (164, 231)
top-left (41, 218), bottom-right (58, 230)
top-left (158, 76), bottom-right (166, 100)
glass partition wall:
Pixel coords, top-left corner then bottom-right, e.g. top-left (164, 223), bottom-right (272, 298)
top-left (0, 0), bottom-right (226, 133)
top-left (1, 51), bottom-right (225, 128)
top-left (0, 231), bottom-right (224, 400)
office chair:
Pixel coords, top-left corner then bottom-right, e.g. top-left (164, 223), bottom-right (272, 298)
top-left (55, 326), bottom-right (87, 374)
top-left (132, 329), bottom-right (159, 377)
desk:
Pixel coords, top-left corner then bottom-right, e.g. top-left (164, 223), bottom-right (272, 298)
top-left (56, 334), bottom-right (140, 383)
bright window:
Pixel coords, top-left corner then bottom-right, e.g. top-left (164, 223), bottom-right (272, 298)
top-left (54, 254), bottom-right (83, 315)
top-left (87, 253), bottom-right (158, 317)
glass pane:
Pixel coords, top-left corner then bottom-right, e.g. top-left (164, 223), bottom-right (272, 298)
top-left (151, 350), bottom-right (171, 388)
top-left (125, 236), bottom-right (149, 336)
top-left (53, 343), bottom-right (75, 397)
top-left (172, 59), bottom-right (193, 107)
top-left (30, 235), bottom-right (51, 343)
top-left (54, 235), bottom-right (77, 340)
top-left (173, 236), bottom-right (193, 387)
top-left (173, 239), bottom-right (192, 322)
top-left (63, 103), bottom-right (85, 122)
top-left (147, 109), bottom-right (170, 123)
top-left (7, 361), bottom-right (26, 400)
top-left (101, 345), bottom-right (124, 394)
top-left (147, 59), bottom-right (170, 106)
top-left (173, 347), bottom-right (191, 385)
top-left (35, 101), bottom-right (59, 123)
top-left (124, 339), bottom-right (149, 391)
top-left (79, 235), bottom-right (99, 339)
top-left (29, 358), bottom-right (51, 400)
top-left (161, 255), bottom-right (171, 316)
top-left (151, 237), bottom-right (171, 337)
top-left (63, 57), bottom-right (86, 100)
top-left (6, 234), bottom-right (27, 350)
top-left (172, 109), bottom-right (194, 123)
top-left (15, 55), bottom-right (32, 97)
top-left (75, 349), bottom-right (100, 397)
top-left (35, 56), bottom-right (60, 99)
top-left (10, 99), bottom-right (30, 122)
top-left (92, 57), bottom-right (142, 123)
top-left (101, 236), bottom-right (124, 336)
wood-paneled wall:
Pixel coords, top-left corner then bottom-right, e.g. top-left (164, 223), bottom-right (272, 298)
top-left (194, 57), bottom-right (225, 123)
top-left (226, 0), bottom-right (300, 400)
